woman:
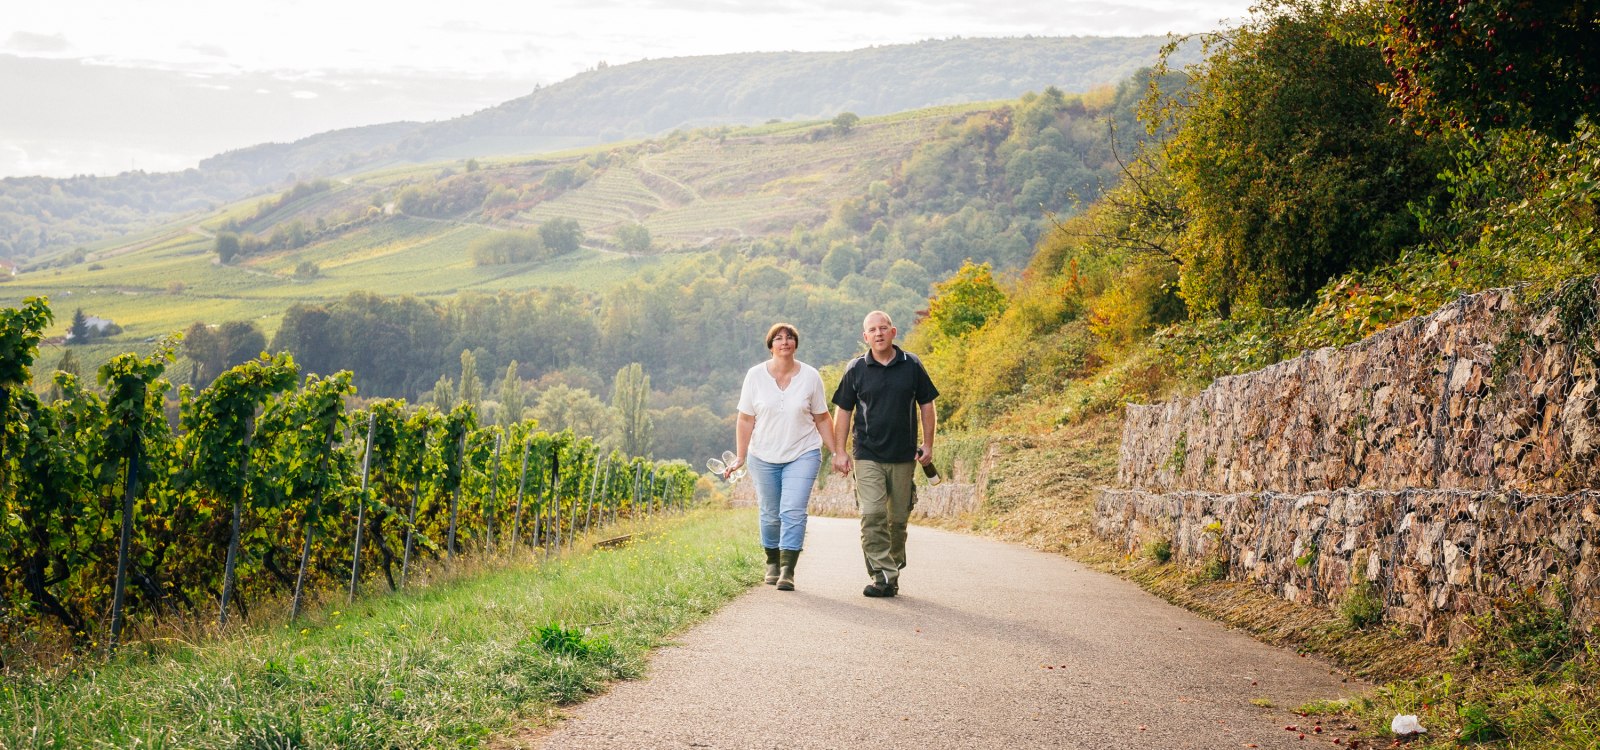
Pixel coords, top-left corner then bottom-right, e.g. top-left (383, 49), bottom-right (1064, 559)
top-left (726, 323), bottom-right (836, 591)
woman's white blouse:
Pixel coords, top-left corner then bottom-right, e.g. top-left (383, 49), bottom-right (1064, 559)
top-left (737, 360), bottom-right (828, 464)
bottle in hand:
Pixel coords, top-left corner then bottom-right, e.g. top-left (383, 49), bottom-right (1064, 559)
top-left (916, 448), bottom-right (941, 486)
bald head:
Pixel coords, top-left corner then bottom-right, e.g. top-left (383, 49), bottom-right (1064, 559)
top-left (861, 310), bottom-right (897, 360)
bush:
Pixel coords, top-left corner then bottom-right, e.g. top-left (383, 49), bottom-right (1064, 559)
top-left (1340, 578), bottom-right (1384, 629)
top-left (469, 229), bottom-right (546, 266)
top-left (1145, 538), bottom-right (1173, 564)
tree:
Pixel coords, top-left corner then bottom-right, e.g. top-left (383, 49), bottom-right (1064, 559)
top-left (616, 223), bottom-right (652, 255)
top-left (456, 349), bottom-right (483, 408)
top-left (497, 361), bottom-right (525, 427)
top-left (611, 363), bottom-right (653, 457)
top-left (183, 320), bottom-right (267, 385)
top-left (533, 384), bottom-right (613, 439)
top-left (833, 111), bottom-right (861, 134)
top-left (822, 244), bottom-right (863, 281)
top-left (539, 217), bottom-right (584, 255)
top-left (649, 405), bottom-right (727, 462)
top-left (67, 308), bottom-right (90, 344)
top-left (1156, 0), bottom-right (1445, 316)
top-left (46, 349), bottom-right (80, 401)
top-left (1377, 0), bottom-right (1600, 140)
top-left (927, 261), bottom-right (1009, 339)
top-left (468, 230), bottom-right (544, 266)
top-left (431, 374), bottom-right (456, 411)
top-left (219, 321), bottom-right (267, 367)
top-left (215, 233), bottom-right (241, 264)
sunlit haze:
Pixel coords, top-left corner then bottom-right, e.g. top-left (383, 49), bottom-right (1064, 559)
top-left (2, 0), bottom-right (1253, 177)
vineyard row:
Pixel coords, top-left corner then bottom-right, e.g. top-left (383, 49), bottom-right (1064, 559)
top-left (0, 297), bottom-right (698, 653)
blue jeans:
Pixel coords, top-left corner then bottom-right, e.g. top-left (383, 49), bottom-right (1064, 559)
top-left (749, 449), bottom-right (821, 551)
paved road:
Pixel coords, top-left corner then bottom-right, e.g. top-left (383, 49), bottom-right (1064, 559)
top-left (530, 516), bottom-right (1365, 749)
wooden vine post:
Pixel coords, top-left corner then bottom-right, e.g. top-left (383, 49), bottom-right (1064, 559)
top-left (486, 430), bottom-right (502, 553)
top-left (348, 412), bottom-right (376, 603)
top-left (510, 435), bottom-right (531, 552)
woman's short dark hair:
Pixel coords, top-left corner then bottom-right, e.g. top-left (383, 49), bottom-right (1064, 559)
top-left (765, 323), bottom-right (800, 349)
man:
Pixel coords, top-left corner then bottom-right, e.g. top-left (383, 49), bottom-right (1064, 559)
top-left (831, 310), bottom-right (939, 598)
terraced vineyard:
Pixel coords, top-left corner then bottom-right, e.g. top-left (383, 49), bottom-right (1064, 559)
top-left (523, 106), bottom-right (978, 248)
top-left (5, 105), bottom-right (982, 349)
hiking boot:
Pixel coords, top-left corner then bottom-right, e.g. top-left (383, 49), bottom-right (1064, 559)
top-left (764, 547), bottom-right (780, 585)
top-left (776, 549), bottom-right (800, 591)
top-left (862, 579), bottom-right (897, 598)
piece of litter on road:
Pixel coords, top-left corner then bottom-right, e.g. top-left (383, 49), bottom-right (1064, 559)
top-left (1390, 714), bottom-right (1426, 735)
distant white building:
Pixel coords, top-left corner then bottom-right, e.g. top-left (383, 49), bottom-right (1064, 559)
top-left (66, 315), bottom-right (118, 342)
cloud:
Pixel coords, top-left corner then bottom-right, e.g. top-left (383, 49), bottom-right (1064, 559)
top-left (290, 90), bottom-right (319, 99)
top-left (4, 31), bottom-right (72, 54)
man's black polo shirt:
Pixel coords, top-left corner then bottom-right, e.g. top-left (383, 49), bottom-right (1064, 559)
top-left (831, 345), bottom-right (939, 463)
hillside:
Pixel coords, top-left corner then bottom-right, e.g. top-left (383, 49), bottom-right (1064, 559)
top-left (10, 105), bottom-right (971, 340)
top-left (397, 36), bottom-right (1187, 159)
top-left (5, 80), bottom-right (1146, 434)
top-left (0, 36), bottom-right (1186, 263)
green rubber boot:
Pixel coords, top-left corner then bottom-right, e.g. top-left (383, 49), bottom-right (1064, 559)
top-left (777, 549), bottom-right (800, 591)
top-left (764, 547), bottom-right (780, 585)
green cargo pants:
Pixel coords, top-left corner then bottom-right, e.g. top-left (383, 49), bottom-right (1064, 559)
top-left (854, 460), bottom-right (916, 585)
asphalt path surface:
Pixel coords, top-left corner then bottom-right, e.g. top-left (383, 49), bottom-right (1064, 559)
top-left (531, 516), bottom-right (1367, 749)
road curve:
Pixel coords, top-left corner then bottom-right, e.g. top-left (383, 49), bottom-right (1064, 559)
top-left (527, 516), bottom-right (1366, 749)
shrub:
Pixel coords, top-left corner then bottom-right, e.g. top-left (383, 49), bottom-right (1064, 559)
top-left (1340, 578), bottom-right (1384, 629)
top-left (1145, 538), bottom-right (1173, 564)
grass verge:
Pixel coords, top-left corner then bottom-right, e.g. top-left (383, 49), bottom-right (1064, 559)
top-left (0, 508), bottom-right (759, 749)
top-left (969, 412), bottom-right (1600, 748)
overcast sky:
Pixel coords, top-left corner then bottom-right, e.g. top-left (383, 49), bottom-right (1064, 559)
top-left (2, 0), bottom-right (1254, 177)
